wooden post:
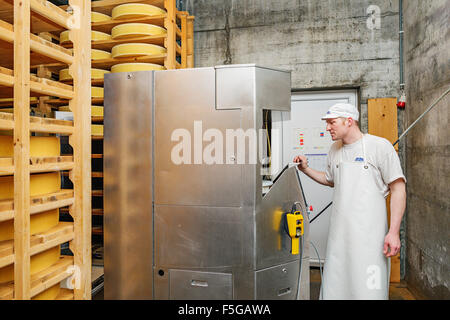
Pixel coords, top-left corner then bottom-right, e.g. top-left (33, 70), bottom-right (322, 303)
top-left (368, 97), bottom-right (401, 283)
top-left (13, 0), bottom-right (31, 300)
top-left (187, 15), bottom-right (194, 68)
top-left (164, 0), bottom-right (176, 69)
top-left (180, 12), bottom-right (187, 69)
top-left (68, 0), bottom-right (92, 299)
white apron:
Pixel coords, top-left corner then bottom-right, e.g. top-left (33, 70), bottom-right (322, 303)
top-left (320, 135), bottom-right (390, 300)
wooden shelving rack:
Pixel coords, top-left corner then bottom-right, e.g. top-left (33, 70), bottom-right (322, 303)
top-left (0, 0), bottom-right (91, 300)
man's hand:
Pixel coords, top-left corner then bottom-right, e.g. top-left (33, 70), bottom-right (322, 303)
top-left (293, 155), bottom-right (308, 171)
top-left (383, 232), bottom-right (400, 257)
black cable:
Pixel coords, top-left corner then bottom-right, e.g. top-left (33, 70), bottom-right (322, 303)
top-left (310, 201), bottom-right (332, 223)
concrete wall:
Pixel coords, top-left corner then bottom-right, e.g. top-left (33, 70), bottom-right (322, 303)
top-left (186, 0), bottom-right (401, 132)
top-left (403, 0), bottom-right (450, 299)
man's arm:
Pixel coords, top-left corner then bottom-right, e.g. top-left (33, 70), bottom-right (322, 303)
top-left (293, 155), bottom-right (334, 187)
top-left (383, 178), bottom-right (406, 257)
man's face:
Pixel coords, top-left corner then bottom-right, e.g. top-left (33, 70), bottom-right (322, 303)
top-left (326, 118), bottom-right (349, 141)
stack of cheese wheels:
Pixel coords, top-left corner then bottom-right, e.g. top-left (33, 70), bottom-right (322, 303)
top-left (0, 136), bottom-right (62, 300)
top-left (107, 3), bottom-right (168, 73)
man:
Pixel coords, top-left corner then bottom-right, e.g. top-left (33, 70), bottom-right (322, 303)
top-left (293, 103), bottom-right (406, 300)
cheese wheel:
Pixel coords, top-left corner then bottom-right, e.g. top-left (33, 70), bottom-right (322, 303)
top-left (92, 124), bottom-right (104, 136)
top-left (111, 23), bottom-right (166, 40)
top-left (92, 87), bottom-right (104, 98)
top-left (59, 106), bottom-right (103, 117)
top-left (60, 30), bottom-right (111, 44)
top-left (59, 68), bottom-right (110, 81)
top-left (111, 63), bottom-right (165, 73)
top-left (32, 283), bottom-right (60, 300)
top-left (92, 106), bottom-right (104, 117)
top-left (0, 209), bottom-right (59, 242)
top-left (92, 30), bottom-right (112, 42)
top-left (0, 246), bottom-right (60, 284)
top-left (92, 49), bottom-right (112, 60)
top-left (111, 43), bottom-right (166, 58)
top-left (92, 11), bottom-right (111, 23)
top-left (111, 3), bottom-right (166, 20)
top-left (0, 136), bottom-right (60, 157)
top-left (0, 172), bottom-right (60, 201)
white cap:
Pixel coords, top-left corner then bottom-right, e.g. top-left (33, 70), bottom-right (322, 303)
top-left (321, 103), bottom-right (359, 121)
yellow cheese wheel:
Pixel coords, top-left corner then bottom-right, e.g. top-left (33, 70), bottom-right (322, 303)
top-left (111, 3), bottom-right (166, 19)
top-left (0, 209), bottom-right (59, 242)
top-left (0, 136), bottom-right (60, 157)
top-left (111, 43), bottom-right (166, 58)
top-left (92, 30), bottom-right (112, 42)
top-left (111, 63), bottom-right (165, 73)
top-left (92, 87), bottom-right (104, 98)
top-left (32, 283), bottom-right (60, 300)
top-left (91, 106), bottom-right (104, 117)
top-left (0, 246), bottom-right (60, 284)
top-left (111, 23), bottom-right (166, 40)
top-left (59, 68), bottom-right (110, 81)
top-left (92, 11), bottom-right (111, 23)
top-left (60, 30), bottom-right (111, 44)
top-left (92, 124), bottom-right (104, 136)
top-left (92, 49), bottom-right (112, 60)
top-left (0, 172), bottom-right (60, 201)
top-left (59, 106), bottom-right (103, 117)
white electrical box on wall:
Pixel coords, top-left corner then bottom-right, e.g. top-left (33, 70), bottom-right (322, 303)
top-left (272, 90), bottom-right (358, 266)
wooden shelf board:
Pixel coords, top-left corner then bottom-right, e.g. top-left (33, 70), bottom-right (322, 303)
top-left (0, 221), bottom-right (74, 269)
top-left (92, 190), bottom-right (103, 197)
top-left (30, 255), bottom-right (74, 298)
top-left (92, 54), bottom-right (166, 69)
top-left (47, 98), bottom-right (104, 106)
top-left (0, 155), bottom-right (74, 176)
top-left (92, 209), bottom-right (104, 216)
top-left (0, 66), bottom-right (73, 99)
top-left (0, 190), bottom-right (74, 223)
top-left (62, 35), bottom-right (166, 51)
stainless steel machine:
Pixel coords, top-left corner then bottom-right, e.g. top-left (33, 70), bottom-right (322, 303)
top-left (104, 64), bottom-right (310, 300)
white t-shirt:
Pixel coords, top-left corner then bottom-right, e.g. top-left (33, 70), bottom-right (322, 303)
top-left (325, 134), bottom-right (406, 197)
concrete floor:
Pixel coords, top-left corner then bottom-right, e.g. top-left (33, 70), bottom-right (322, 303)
top-left (92, 268), bottom-right (419, 300)
top-left (309, 267), bottom-right (418, 300)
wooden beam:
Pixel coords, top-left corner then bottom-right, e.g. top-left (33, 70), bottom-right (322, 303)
top-left (68, 0), bottom-right (91, 300)
top-left (164, 0), bottom-right (176, 69)
top-left (368, 97), bottom-right (401, 283)
top-left (0, 19), bottom-right (73, 65)
top-left (187, 15), bottom-right (194, 68)
top-left (180, 12), bottom-right (187, 68)
top-left (13, 0), bottom-right (31, 300)
top-left (30, 0), bottom-right (72, 30)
